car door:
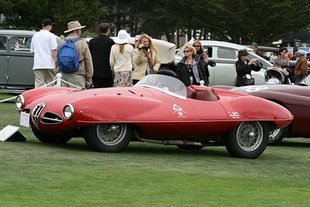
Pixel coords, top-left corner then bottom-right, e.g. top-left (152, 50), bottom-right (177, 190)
top-left (189, 99), bottom-right (228, 120)
top-left (188, 98), bottom-right (233, 135)
top-left (0, 35), bottom-right (9, 85)
top-left (209, 46), bottom-right (238, 86)
top-left (7, 34), bottom-right (34, 88)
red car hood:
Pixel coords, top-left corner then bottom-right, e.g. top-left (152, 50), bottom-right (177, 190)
top-left (22, 87), bottom-right (155, 106)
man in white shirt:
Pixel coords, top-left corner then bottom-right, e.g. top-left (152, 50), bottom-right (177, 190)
top-left (31, 18), bottom-right (57, 88)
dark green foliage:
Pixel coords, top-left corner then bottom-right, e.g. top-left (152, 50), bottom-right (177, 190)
top-left (0, 0), bottom-right (105, 35)
top-left (0, 0), bottom-right (309, 45)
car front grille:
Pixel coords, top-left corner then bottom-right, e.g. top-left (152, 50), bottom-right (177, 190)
top-left (32, 103), bottom-right (45, 129)
top-left (41, 112), bottom-right (63, 124)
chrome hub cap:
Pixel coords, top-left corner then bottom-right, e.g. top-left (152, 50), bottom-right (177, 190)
top-left (96, 124), bottom-right (127, 146)
top-left (236, 122), bottom-right (264, 152)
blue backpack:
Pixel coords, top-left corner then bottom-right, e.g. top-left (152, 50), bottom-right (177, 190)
top-left (57, 37), bottom-right (80, 73)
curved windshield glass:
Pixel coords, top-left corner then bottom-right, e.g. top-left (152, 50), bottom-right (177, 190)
top-left (299, 74), bottom-right (310, 85)
top-left (134, 74), bottom-right (187, 99)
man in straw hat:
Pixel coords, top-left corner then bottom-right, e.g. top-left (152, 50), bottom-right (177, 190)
top-left (31, 18), bottom-right (58, 88)
top-left (60, 20), bottom-right (93, 88)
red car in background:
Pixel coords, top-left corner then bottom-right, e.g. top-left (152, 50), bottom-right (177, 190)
top-left (16, 74), bottom-right (292, 158)
top-left (229, 74), bottom-right (310, 144)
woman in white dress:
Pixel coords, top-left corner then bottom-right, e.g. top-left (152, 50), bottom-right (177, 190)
top-left (110, 30), bottom-right (134, 87)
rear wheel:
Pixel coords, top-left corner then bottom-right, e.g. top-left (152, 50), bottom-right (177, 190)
top-left (83, 123), bottom-right (132, 152)
top-left (31, 127), bottom-right (72, 144)
top-left (224, 122), bottom-right (269, 159)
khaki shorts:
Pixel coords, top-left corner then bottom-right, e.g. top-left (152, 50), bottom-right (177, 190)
top-left (34, 69), bottom-right (57, 88)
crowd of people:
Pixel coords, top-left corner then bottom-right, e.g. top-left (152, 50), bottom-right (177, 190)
top-left (31, 18), bottom-right (162, 89)
top-left (30, 18), bottom-right (216, 90)
top-left (236, 42), bottom-right (309, 86)
top-left (31, 18), bottom-right (309, 90)
top-left (268, 46), bottom-right (308, 84)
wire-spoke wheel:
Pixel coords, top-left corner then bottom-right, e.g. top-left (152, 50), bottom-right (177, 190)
top-left (83, 123), bottom-right (132, 152)
top-left (224, 122), bottom-right (269, 159)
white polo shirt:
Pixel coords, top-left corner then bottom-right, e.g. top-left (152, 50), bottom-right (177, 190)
top-left (31, 29), bottom-right (57, 69)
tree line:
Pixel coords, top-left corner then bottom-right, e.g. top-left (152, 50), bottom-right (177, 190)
top-left (0, 0), bottom-right (309, 46)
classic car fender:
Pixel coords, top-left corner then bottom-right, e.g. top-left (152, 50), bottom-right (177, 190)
top-left (218, 95), bottom-right (293, 129)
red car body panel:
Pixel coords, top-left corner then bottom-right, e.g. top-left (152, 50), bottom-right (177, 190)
top-left (18, 83), bottom-right (292, 140)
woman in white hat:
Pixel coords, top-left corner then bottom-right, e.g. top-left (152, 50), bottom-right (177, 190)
top-left (109, 30), bottom-right (134, 87)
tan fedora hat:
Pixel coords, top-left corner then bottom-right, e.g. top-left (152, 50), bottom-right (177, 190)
top-left (64, 20), bottom-right (86, 33)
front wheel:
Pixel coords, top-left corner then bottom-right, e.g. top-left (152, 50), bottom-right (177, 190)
top-left (224, 122), bottom-right (269, 159)
top-left (83, 123), bottom-right (132, 152)
top-left (31, 127), bottom-right (72, 144)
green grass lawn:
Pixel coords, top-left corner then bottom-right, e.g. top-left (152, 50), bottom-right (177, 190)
top-left (0, 94), bottom-right (310, 207)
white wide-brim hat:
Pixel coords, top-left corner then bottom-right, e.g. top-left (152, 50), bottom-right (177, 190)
top-left (115, 30), bottom-right (130, 44)
top-left (64, 21), bottom-right (86, 33)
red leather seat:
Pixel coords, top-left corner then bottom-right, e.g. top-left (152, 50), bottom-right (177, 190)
top-left (195, 88), bottom-right (218, 101)
top-left (186, 87), bottom-right (197, 99)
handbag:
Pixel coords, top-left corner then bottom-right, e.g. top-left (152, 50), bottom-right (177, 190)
top-left (241, 77), bottom-right (255, 85)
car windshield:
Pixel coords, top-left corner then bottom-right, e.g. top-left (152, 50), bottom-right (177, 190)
top-left (134, 74), bottom-right (187, 100)
top-left (299, 74), bottom-right (310, 85)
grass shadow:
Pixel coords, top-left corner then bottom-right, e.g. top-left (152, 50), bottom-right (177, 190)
top-left (25, 138), bottom-right (91, 152)
top-left (24, 138), bottom-right (230, 158)
top-left (124, 142), bottom-right (230, 158)
top-left (274, 138), bottom-right (310, 148)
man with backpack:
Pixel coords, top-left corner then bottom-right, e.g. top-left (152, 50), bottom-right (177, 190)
top-left (58, 20), bottom-right (93, 88)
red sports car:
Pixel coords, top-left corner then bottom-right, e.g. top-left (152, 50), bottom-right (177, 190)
top-left (229, 75), bottom-right (310, 144)
top-left (16, 74), bottom-right (293, 158)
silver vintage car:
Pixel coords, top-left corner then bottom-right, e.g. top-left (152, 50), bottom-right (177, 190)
top-left (0, 30), bottom-right (35, 92)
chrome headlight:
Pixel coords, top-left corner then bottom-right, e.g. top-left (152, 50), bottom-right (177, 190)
top-left (63, 104), bottom-right (74, 120)
top-left (15, 95), bottom-right (24, 110)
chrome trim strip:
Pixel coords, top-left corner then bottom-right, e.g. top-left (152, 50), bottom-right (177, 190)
top-left (32, 103), bottom-right (45, 129)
